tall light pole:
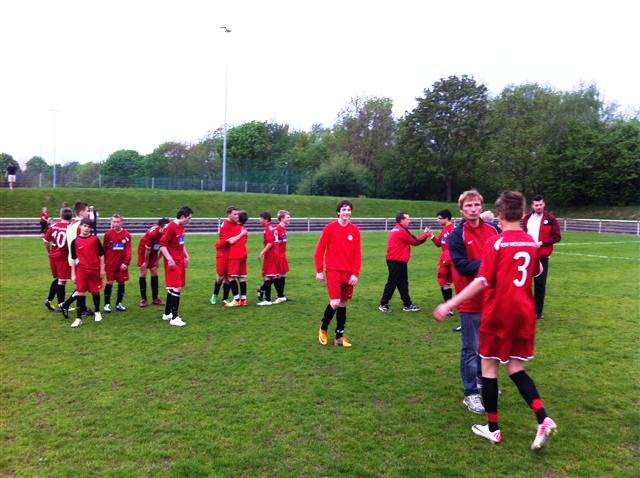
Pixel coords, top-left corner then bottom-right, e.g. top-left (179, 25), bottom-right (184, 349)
top-left (220, 26), bottom-right (231, 192)
top-left (50, 109), bottom-right (59, 188)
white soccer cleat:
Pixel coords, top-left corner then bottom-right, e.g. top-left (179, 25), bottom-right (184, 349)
top-left (70, 318), bottom-right (82, 328)
top-left (531, 417), bottom-right (557, 450)
top-left (169, 316), bottom-right (186, 327)
top-left (94, 312), bottom-right (103, 322)
top-left (472, 424), bottom-right (501, 444)
top-left (115, 303), bottom-right (126, 312)
top-left (273, 297), bottom-right (287, 304)
top-left (257, 300), bottom-right (273, 306)
top-left (103, 304), bottom-right (112, 313)
top-left (162, 313), bottom-right (173, 321)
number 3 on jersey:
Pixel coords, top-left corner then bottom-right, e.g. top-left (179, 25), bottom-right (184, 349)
top-left (513, 251), bottom-right (530, 287)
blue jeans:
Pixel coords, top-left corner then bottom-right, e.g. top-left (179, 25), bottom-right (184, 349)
top-left (460, 312), bottom-right (482, 396)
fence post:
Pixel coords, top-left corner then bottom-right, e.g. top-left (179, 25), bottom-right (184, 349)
top-left (599, 220), bottom-right (602, 233)
top-left (99, 175), bottom-right (102, 188)
top-left (151, 177), bottom-right (155, 189)
top-left (244, 181), bottom-right (248, 193)
top-left (39, 172), bottom-right (42, 187)
top-left (201, 179), bottom-right (204, 191)
top-left (307, 217), bottom-right (310, 233)
top-left (286, 184), bottom-right (289, 194)
top-left (563, 219), bottom-right (567, 232)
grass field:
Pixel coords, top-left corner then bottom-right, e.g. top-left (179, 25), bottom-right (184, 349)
top-left (1, 231), bottom-right (639, 477)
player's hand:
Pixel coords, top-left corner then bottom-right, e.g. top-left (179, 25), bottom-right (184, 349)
top-left (316, 272), bottom-right (324, 282)
top-left (348, 274), bottom-right (358, 286)
top-left (432, 303), bottom-right (451, 322)
top-left (258, 253), bottom-right (263, 262)
top-left (100, 269), bottom-right (106, 279)
top-left (71, 273), bottom-right (76, 281)
top-left (120, 264), bottom-right (127, 271)
top-left (139, 263), bottom-right (148, 275)
top-left (424, 227), bottom-right (433, 236)
top-left (184, 256), bottom-right (190, 267)
top-left (168, 259), bottom-right (176, 270)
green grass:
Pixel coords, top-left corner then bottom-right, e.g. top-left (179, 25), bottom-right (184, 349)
top-left (1, 231), bottom-right (639, 477)
top-left (1, 188), bottom-right (639, 219)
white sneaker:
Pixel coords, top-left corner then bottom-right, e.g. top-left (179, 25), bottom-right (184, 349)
top-left (103, 304), bottom-right (112, 313)
top-left (472, 424), bottom-right (501, 444)
top-left (273, 296), bottom-right (287, 304)
top-left (169, 316), bottom-right (186, 327)
top-left (70, 318), bottom-right (82, 328)
top-left (162, 313), bottom-right (173, 321)
top-left (463, 394), bottom-right (485, 414)
top-left (531, 417), bottom-right (557, 450)
top-left (257, 300), bottom-right (273, 306)
top-left (94, 312), bottom-right (103, 322)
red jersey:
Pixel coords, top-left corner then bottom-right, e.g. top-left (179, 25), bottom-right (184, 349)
top-left (40, 212), bottom-right (50, 223)
top-left (276, 224), bottom-right (287, 256)
top-left (228, 225), bottom-right (248, 259)
top-left (103, 228), bottom-right (132, 270)
top-left (263, 223), bottom-right (280, 260)
top-left (477, 230), bottom-right (541, 339)
top-left (314, 220), bottom-right (362, 275)
top-left (44, 221), bottom-right (70, 258)
top-left (71, 235), bottom-right (104, 270)
top-left (432, 222), bottom-right (454, 254)
top-left (139, 225), bottom-right (164, 252)
top-left (216, 219), bottom-right (235, 258)
top-left (160, 220), bottom-right (186, 264)
top-left (385, 225), bottom-right (428, 262)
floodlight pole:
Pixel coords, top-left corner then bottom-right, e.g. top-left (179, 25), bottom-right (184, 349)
top-left (221, 26), bottom-right (231, 192)
top-left (50, 109), bottom-right (59, 188)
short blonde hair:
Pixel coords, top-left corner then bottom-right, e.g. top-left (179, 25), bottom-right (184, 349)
top-left (277, 210), bottom-right (290, 221)
top-left (457, 190), bottom-right (484, 210)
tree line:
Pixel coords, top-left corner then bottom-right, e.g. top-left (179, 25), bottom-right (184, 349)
top-left (3, 75), bottom-right (638, 206)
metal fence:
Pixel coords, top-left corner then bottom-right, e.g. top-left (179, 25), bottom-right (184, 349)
top-left (2, 217), bottom-right (639, 237)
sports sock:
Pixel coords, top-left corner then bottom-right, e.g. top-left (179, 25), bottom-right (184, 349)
top-left (117, 283), bottom-right (125, 304)
top-left (92, 293), bottom-right (100, 312)
top-left (77, 295), bottom-right (86, 318)
top-left (509, 370), bottom-right (548, 424)
top-left (336, 307), bottom-right (347, 339)
top-left (170, 290), bottom-right (181, 317)
top-left (442, 287), bottom-right (453, 301)
top-left (62, 290), bottom-right (79, 309)
top-left (104, 284), bottom-right (113, 306)
top-left (213, 280), bottom-right (222, 296)
top-left (261, 279), bottom-right (273, 302)
top-left (280, 277), bottom-right (286, 296)
top-left (139, 277), bottom-right (147, 300)
top-left (481, 377), bottom-right (500, 431)
top-left (48, 279), bottom-right (58, 301)
top-left (151, 276), bottom-right (159, 300)
top-left (321, 304), bottom-right (336, 330)
top-left (274, 277), bottom-right (284, 298)
top-left (222, 282), bottom-right (231, 301)
top-left (239, 281), bottom-right (247, 298)
top-left (164, 292), bottom-right (173, 315)
top-left (56, 283), bottom-right (66, 304)
top-left (229, 280), bottom-right (239, 299)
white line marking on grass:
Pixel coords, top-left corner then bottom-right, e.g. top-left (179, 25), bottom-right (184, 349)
top-left (554, 252), bottom-right (640, 261)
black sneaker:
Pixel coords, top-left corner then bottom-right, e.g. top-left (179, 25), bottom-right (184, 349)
top-left (58, 304), bottom-right (69, 319)
top-left (402, 304), bottom-right (421, 312)
top-left (44, 300), bottom-right (55, 312)
top-left (378, 304), bottom-right (391, 313)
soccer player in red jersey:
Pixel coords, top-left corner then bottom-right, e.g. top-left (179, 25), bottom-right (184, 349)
top-left (137, 218), bottom-right (170, 307)
top-left (58, 201), bottom-right (90, 317)
top-left (69, 218), bottom-right (106, 328)
top-left (378, 212), bottom-right (429, 313)
top-left (159, 206), bottom-right (193, 327)
top-left (314, 199), bottom-right (362, 347)
top-left (102, 213), bottom-right (132, 313)
top-left (211, 206), bottom-right (239, 305)
top-left (273, 210), bottom-right (291, 304)
top-left (39, 207), bottom-right (50, 236)
top-left (434, 191), bottom-right (557, 450)
top-left (42, 207), bottom-right (73, 312)
top-left (257, 211), bottom-right (280, 306)
top-left (223, 211), bottom-right (250, 307)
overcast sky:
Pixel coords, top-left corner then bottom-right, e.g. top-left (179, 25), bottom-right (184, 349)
top-left (1, 0), bottom-right (638, 167)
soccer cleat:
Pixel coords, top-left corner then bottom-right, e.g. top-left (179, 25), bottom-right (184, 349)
top-left (58, 304), bottom-right (69, 319)
top-left (70, 318), bottom-right (82, 328)
top-left (453, 325), bottom-right (462, 332)
top-left (152, 298), bottom-right (164, 305)
top-left (44, 300), bottom-right (55, 312)
top-left (139, 299), bottom-right (149, 308)
top-left (257, 300), bottom-right (273, 306)
top-left (472, 424), bottom-right (502, 444)
top-left (536, 314), bottom-right (544, 321)
top-left (334, 337), bottom-right (352, 348)
top-left (531, 417), bottom-right (557, 450)
top-left (318, 328), bottom-right (328, 345)
top-left (162, 313), bottom-right (173, 321)
top-left (94, 312), bottom-right (103, 322)
top-left (103, 304), bottom-right (112, 313)
top-left (224, 300), bottom-right (241, 308)
top-left (463, 394), bottom-right (485, 414)
top-left (403, 304), bottom-right (421, 312)
top-left (378, 304), bottom-right (391, 313)
top-left (210, 294), bottom-right (217, 305)
top-left (257, 288), bottom-right (265, 302)
top-left (273, 296), bottom-right (287, 304)
top-left (169, 316), bottom-right (186, 327)
top-left (116, 303), bottom-right (126, 312)
top-left (239, 299), bottom-right (248, 306)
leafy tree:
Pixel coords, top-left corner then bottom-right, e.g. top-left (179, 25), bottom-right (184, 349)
top-left (307, 152), bottom-right (373, 197)
top-left (25, 156), bottom-right (51, 175)
top-left (402, 75), bottom-right (490, 201)
top-left (101, 150), bottom-right (143, 183)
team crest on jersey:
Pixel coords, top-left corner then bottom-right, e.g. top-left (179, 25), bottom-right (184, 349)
top-left (112, 243), bottom-right (125, 250)
top-left (153, 244), bottom-right (161, 250)
top-left (179, 236), bottom-right (185, 245)
top-left (348, 235), bottom-right (353, 241)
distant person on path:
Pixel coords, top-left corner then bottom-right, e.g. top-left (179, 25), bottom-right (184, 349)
top-left (137, 218), bottom-right (170, 307)
top-left (523, 195), bottom-right (561, 320)
top-left (434, 191), bottom-right (557, 450)
top-left (314, 199), bottom-right (362, 348)
top-left (425, 209), bottom-right (457, 329)
top-left (40, 207), bottom-right (50, 236)
top-left (378, 212), bottom-right (429, 314)
top-left (160, 206), bottom-right (193, 327)
top-left (448, 190), bottom-right (500, 414)
top-left (210, 206), bottom-right (239, 305)
top-left (6, 161), bottom-right (17, 190)
top-left (102, 213), bottom-right (132, 313)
